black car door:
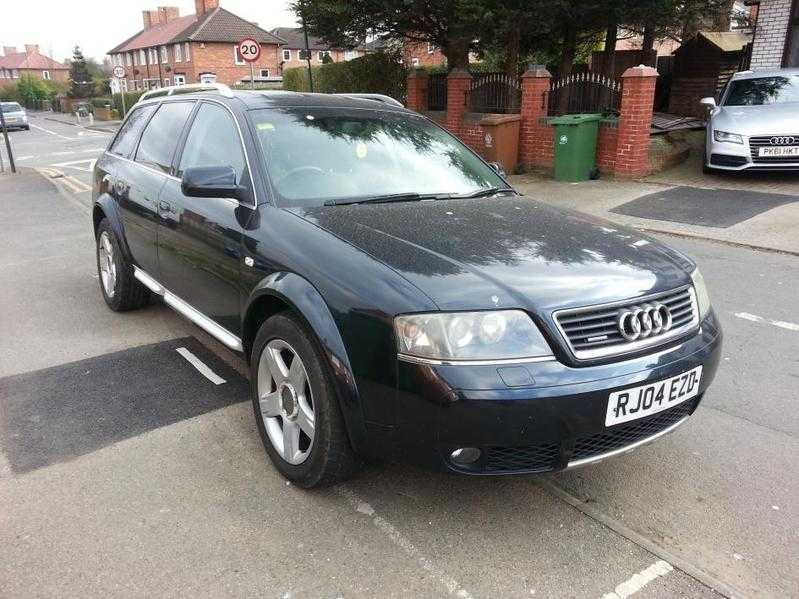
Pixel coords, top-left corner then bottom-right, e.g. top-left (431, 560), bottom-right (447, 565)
top-left (157, 101), bottom-right (254, 337)
top-left (104, 104), bottom-right (158, 273)
top-left (127, 100), bottom-right (195, 276)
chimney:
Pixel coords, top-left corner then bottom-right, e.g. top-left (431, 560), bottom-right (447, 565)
top-left (3, 46), bottom-right (17, 56)
top-left (25, 44), bottom-right (40, 55)
top-left (143, 10), bottom-right (154, 29)
top-left (157, 6), bottom-right (180, 24)
top-left (194, 0), bottom-right (219, 16)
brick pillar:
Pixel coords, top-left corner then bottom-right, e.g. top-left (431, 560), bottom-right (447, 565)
top-left (446, 68), bottom-right (472, 137)
top-left (518, 65), bottom-right (552, 168)
top-left (406, 68), bottom-right (429, 112)
top-left (615, 65), bottom-right (658, 178)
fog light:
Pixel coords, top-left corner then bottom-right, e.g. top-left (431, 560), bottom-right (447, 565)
top-left (450, 447), bottom-right (481, 465)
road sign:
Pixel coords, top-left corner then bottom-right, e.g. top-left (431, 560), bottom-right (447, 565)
top-left (237, 38), bottom-right (261, 63)
top-left (113, 65), bottom-right (126, 79)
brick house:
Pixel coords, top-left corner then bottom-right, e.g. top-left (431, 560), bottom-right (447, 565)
top-left (270, 27), bottom-right (363, 71)
top-left (107, 0), bottom-right (285, 91)
top-left (403, 40), bottom-right (447, 68)
top-left (747, 0), bottom-right (799, 67)
top-left (0, 45), bottom-right (68, 82)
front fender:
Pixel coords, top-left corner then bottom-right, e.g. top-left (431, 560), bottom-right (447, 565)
top-left (245, 272), bottom-right (368, 455)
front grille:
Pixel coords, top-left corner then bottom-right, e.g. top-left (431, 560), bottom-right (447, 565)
top-left (554, 286), bottom-right (698, 360)
top-left (483, 442), bottom-right (560, 473)
top-left (749, 135), bottom-right (799, 164)
top-left (571, 400), bottom-right (695, 462)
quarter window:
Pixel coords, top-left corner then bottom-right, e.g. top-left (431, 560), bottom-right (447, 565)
top-left (109, 104), bottom-right (157, 158)
top-left (178, 103), bottom-right (245, 184)
top-left (134, 102), bottom-right (194, 173)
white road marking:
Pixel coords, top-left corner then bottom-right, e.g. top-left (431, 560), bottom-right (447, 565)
top-left (335, 486), bottom-right (473, 599)
top-left (601, 560), bottom-right (673, 599)
top-left (52, 151), bottom-right (76, 156)
top-left (52, 158), bottom-right (97, 173)
top-left (734, 312), bottom-right (799, 332)
top-left (176, 347), bottom-right (226, 385)
top-left (28, 123), bottom-right (75, 140)
top-left (15, 155), bottom-right (33, 161)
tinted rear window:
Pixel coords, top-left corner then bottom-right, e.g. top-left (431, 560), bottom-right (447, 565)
top-left (109, 105), bottom-right (157, 159)
top-left (135, 101), bottom-right (194, 173)
top-left (2, 102), bottom-right (23, 113)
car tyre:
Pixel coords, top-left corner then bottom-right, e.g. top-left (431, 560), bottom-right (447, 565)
top-left (95, 218), bottom-right (150, 311)
top-left (251, 313), bottom-right (355, 488)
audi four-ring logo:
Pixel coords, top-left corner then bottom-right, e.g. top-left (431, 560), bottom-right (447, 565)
top-left (617, 303), bottom-right (673, 341)
top-left (770, 136), bottom-right (796, 145)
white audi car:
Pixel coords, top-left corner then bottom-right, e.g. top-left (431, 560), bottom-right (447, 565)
top-left (702, 68), bottom-right (799, 172)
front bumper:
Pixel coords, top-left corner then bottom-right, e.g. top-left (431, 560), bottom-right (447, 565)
top-left (390, 312), bottom-right (722, 475)
top-left (707, 134), bottom-right (799, 171)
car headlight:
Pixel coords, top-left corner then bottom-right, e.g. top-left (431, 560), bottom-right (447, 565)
top-left (690, 268), bottom-right (711, 319)
top-left (714, 130), bottom-right (743, 144)
top-left (395, 310), bottom-right (554, 362)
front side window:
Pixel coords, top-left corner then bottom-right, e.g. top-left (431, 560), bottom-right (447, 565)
top-left (178, 103), bottom-right (245, 183)
top-left (251, 108), bottom-right (507, 207)
top-left (109, 104), bottom-right (157, 158)
top-left (134, 101), bottom-right (194, 173)
top-left (723, 75), bottom-right (799, 105)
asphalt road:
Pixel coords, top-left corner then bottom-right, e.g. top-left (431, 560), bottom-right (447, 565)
top-left (1, 119), bottom-right (797, 599)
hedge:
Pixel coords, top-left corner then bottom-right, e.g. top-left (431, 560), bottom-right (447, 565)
top-left (282, 52), bottom-right (408, 104)
top-left (112, 91), bottom-right (144, 117)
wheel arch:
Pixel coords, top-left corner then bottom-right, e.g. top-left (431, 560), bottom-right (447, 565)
top-left (93, 195), bottom-right (134, 263)
top-left (243, 272), bottom-right (368, 455)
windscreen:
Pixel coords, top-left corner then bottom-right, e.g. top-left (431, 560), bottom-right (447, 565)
top-left (723, 75), bottom-right (799, 106)
top-left (250, 107), bottom-right (507, 207)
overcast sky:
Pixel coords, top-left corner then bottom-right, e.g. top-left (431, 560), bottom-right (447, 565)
top-left (0, 0), bottom-right (298, 63)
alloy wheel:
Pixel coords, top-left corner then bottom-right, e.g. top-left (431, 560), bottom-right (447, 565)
top-left (98, 231), bottom-right (117, 298)
top-left (257, 338), bottom-right (316, 465)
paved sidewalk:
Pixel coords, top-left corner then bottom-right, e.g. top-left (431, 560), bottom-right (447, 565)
top-left (509, 172), bottom-right (799, 254)
top-left (35, 110), bottom-right (122, 133)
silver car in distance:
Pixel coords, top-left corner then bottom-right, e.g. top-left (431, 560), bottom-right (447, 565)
top-left (702, 68), bottom-right (799, 172)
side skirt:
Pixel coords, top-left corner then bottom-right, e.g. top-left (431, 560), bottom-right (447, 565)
top-left (134, 266), bottom-right (244, 352)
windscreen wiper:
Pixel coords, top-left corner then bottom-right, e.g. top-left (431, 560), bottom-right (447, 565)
top-left (324, 192), bottom-right (447, 206)
top-left (456, 187), bottom-right (516, 199)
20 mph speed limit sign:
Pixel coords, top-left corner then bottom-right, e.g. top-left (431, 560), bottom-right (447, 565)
top-left (237, 38), bottom-right (261, 62)
top-left (112, 65), bottom-right (126, 79)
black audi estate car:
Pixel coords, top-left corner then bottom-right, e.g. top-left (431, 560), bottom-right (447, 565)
top-left (92, 84), bottom-right (722, 488)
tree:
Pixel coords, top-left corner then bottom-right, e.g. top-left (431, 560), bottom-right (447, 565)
top-left (295, 0), bottom-right (498, 69)
top-left (68, 46), bottom-right (94, 98)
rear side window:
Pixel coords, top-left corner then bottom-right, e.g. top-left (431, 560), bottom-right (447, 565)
top-left (134, 101), bottom-right (194, 173)
top-left (109, 105), bottom-right (156, 158)
top-left (178, 103), bottom-right (246, 183)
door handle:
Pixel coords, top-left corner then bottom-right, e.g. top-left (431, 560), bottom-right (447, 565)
top-left (158, 200), bottom-right (174, 214)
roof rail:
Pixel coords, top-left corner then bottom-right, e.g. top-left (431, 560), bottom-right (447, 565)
top-left (137, 83), bottom-right (234, 104)
top-left (335, 93), bottom-right (404, 108)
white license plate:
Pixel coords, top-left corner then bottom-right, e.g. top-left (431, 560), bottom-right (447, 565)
top-left (605, 366), bottom-right (702, 427)
top-left (759, 146), bottom-right (799, 157)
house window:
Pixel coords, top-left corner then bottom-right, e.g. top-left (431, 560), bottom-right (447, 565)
top-left (200, 73), bottom-right (217, 84)
top-left (259, 68), bottom-right (269, 78)
top-left (282, 49), bottom-right (292, 61)
top-left (164, 78), bottom-right (170, 87)
top-left (234, 45), bottom-right (246, 65)
top-left (174, 44), bottom-right (182, 63)
top-left (173, 74), bottom-right (186, 86)
top-left (42, 70), bottom-right (51, 80)
top-left (12, 69), bottom-right (19, 78)
top-left (139, 49), bottom-right (146, 65)
top-left (412, 57), bottom-right (420, 67)
top-left (160, 46), bottom-right (168, 63)
top-left (127, 53), bottom-right (132, 66)
top-left (344, 50), bottom-right (358, 60)
top-left (318, 50), bottom-right (331, 61)
top-left (298, 49), bottom-right (310, 60)
top-left (427, 42), bottom-right (435, 54)
top-left (121, 79), bottom-right (128, 92)
top-left (184, 43), bottom-right (190, 62)
top-left (150, 48), bottom-right (158, 64)
top-left (785, 0), bottom-right (799, 67)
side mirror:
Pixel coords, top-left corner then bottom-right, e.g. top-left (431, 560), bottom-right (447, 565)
top-left (699, 97), bottom-right (717, 108)
top-left (488, 161), bottom-right (506, 176)
top-left (181, 165), bottom-right (244, 200)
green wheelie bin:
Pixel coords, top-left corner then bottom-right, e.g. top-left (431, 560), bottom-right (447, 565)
top-left (549, 114), bottom-right (602, 182)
